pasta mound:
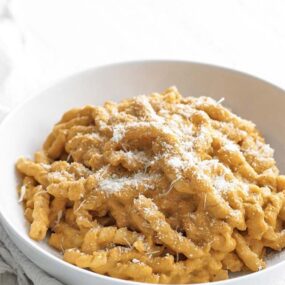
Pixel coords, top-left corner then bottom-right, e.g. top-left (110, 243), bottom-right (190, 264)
top-left (16, 87), bottom-right (285, 284)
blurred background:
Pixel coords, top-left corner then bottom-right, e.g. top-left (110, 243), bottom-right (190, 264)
top-left (0, 0), bottom-right (285, 114)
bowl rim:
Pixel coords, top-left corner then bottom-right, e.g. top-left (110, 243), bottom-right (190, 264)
top-left (1, 59), bottom-right (285, 285)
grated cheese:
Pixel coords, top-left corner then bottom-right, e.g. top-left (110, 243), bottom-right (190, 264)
top-left (18, 185), bottom-right (26, 202)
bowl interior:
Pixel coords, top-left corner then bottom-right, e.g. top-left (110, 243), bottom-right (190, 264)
top-left (1, 61), bottom-right (285, 283)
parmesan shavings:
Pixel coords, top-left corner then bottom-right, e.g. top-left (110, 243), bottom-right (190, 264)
top-left (216, 97), bottom-right (225, 105)
top-left (18, 185), bottom-right (26, 202)
top-left (112, 124), bottom-right (126, 143)
top-left (98, 173), bottom-right (155, 194)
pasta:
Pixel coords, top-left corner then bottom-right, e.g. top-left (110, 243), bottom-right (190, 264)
top-left (16, 87), bottom-right (285, 283)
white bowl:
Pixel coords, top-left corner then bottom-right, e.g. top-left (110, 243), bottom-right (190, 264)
top-left (1, 60), bottom-right (285, 285)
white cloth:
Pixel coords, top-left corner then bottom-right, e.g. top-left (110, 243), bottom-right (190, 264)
top-left (0, 223), bottom-right (63, 285)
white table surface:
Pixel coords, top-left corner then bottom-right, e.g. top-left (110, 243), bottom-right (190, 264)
top-left (1, 0), bottom-right (285, 111)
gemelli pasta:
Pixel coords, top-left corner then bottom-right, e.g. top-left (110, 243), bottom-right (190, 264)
top-left (16, 87), bottom-right (285, 283)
